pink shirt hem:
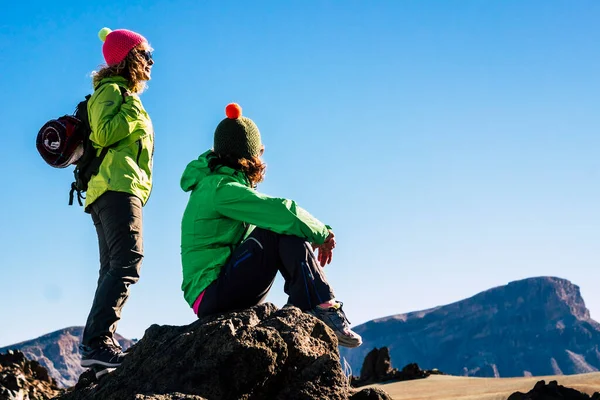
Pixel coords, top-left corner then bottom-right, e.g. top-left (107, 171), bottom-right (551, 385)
top-left (192, 290), bottom-right (205, 315)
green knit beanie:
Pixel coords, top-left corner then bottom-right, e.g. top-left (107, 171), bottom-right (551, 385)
top-left (213, 103), bottom-right (262, 159)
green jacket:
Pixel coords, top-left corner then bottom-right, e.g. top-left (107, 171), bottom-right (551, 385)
top-left (85, 76), bottom-right (154, 209)
top-left (180, 150), bottom-right (330, 306)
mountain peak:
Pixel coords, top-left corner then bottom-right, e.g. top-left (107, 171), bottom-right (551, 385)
top-left (373, 276), bottom-right (591, 325)
top-left (503, 276), bottom-right (590, 320)
top-left (342, 276), bottom-right (600, 378)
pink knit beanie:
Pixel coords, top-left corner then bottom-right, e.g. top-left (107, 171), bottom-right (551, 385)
top-left (98, 27), bottom-right (147, 65)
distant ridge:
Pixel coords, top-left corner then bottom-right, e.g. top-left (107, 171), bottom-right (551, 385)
top-left (340, 276), bottom-right (600, 378)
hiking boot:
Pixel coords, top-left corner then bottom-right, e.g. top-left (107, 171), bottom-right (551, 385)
top-left (308, 302), bottom-right (362, 348)
top-left (80, 342), bottom-right (126, 368)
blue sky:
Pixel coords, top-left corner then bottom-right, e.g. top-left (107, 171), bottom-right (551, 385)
top-left (0, 1), bottom-right (599, 347)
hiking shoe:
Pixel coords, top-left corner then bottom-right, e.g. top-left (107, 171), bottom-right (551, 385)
top-left (308, 302), bottom-right (362, 348)
top-left (80, 342), bottom-right (126, 368)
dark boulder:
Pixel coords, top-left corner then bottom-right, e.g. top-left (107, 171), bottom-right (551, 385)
top-left (351, 346), bottom-right (442, 387)
top-left (508, 379), bottom-right (600, 400)
top-left (58, 303), bottom-right (391, 400)
top-left (348, 387), bottom-right (393, 400)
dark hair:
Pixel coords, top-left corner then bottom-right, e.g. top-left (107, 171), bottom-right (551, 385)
top-left (208, 151), bottom-right (266, 187)
top-left (92, 44), bottom-right (150, 93)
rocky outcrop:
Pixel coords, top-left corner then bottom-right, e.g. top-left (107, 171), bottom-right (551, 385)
top-left (58, 303), bottom-right (391, 400)
top-left (0, 326), bottom-right (134, 388)
top-left (341, 277), bottom-right (600, 378)
top-left (351, 347), bottom-right (442, 387)
top-left (508, 380), bottom-right (600, 400)
top-left (0, 350), bottom-right (63, 399)
top-left (346, 388), bottom-right (393, 400)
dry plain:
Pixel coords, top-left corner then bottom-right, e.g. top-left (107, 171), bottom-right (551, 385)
top-left (370, 372), bottom-right (600, 400)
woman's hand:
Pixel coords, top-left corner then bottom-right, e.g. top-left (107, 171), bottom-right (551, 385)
top-left (316, 245), bottom-right (333, 267)
top-left (323, 231), bottom-right (336, 250)
top-left (312, 230), bottom-right (335, 267)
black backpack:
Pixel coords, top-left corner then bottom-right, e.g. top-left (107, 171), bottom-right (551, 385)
top-left (37, 84), bottom-right (126, 206)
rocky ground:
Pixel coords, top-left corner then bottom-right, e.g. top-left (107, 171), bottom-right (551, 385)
top-left (0, 350), bottom-right (63, 399)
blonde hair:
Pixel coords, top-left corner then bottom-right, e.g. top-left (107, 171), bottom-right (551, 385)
top-left (92, 44), bottom-right (150, 93)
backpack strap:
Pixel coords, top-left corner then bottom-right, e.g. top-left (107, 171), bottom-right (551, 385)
top-left (69, 182), bottom-right (85, 206)
top-left (68, 146), bottom-right (111, 206)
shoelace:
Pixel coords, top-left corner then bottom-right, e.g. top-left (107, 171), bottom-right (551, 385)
top-left (99, 336), bottom-right (123, 352)
top-left (97, 340), bottom-right (124, 357)
top-left (328, 302), bottom-right (351, 326)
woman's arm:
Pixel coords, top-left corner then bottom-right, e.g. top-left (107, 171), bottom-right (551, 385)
top-left (214, 180), bottom-right (331, 245)
top-left (89, 84), bottom-right (143, 147)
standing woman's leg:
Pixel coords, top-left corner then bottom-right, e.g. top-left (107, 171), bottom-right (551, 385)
top-left (82, 191), bottom-right (143, 350)
top-left (82, 209), bottom-right (111, 347)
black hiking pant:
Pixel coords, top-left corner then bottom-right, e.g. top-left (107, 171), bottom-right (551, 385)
top-left (82, 191), bottom-right (143, 347)
top-left (196, 227), bottom-right (335, 317)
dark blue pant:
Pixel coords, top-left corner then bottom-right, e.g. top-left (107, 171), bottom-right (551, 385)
top-left (82, 191), bottom-right (143, 347)
top-left (196, 228), bottom-right (335, 317)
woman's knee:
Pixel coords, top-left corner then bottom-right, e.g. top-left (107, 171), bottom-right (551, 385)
top-left (108, 256), bottom-right (143, 283)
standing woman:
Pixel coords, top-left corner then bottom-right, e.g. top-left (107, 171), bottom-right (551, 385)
top-left (80, 27), bottom-right (154, 369)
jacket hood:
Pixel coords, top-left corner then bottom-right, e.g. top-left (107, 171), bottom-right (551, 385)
top-left (181, 150), bottom-right (213, 192)
top-left (181, 150), bottom-right (250, 192)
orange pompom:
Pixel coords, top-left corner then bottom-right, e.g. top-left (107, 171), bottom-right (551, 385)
top-left (225, 103), bottom-right (242, 119)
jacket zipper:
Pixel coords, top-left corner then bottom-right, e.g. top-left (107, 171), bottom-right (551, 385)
top-left (136, 139), bottom-right (142, 165)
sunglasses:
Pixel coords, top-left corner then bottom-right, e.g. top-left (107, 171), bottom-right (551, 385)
top-left (139, 50), bottom-right (153, 62)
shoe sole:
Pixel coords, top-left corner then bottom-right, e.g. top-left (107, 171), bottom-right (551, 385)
top-left (94, 367), bottom-right (115, 379)
top-left (81, 359), bottom-right (122, 368)
top-left (337, 335), bottom-right (362, 348)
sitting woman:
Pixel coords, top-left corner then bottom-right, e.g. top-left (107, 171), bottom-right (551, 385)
top-left (179, 103), bottom-right (361, 348)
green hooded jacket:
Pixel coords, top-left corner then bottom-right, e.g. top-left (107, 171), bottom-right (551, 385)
top-left (180, 150), bottom-right (330, 306)
top-left (85, 76), bottom-right (154, 209)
